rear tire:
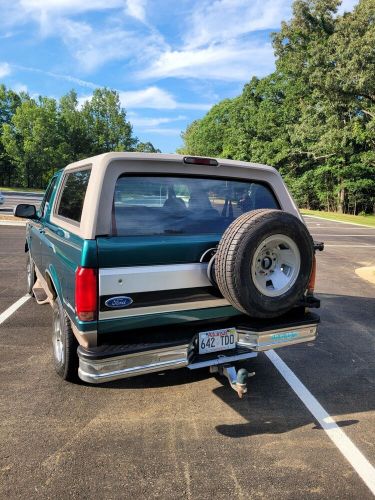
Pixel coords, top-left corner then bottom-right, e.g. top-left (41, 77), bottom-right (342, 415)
top-left (215, 209), bottom-right (313, 318)
top-left (26, 252), bottom-right (36, 295)
top-left (52, 297), bottom-right (79, 382)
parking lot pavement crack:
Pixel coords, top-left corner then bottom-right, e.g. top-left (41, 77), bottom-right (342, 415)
top-left (42, 415), bottom-right (101, 473)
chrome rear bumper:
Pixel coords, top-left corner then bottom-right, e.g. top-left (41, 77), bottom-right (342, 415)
top-left (78, 345), bottom-right (189, 383)
top-left (238, 323), bottom-right (318, 351)
top-left (77, 320), bottom-right (318, 384)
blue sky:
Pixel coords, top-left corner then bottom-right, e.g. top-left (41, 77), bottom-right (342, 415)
top-left (0, 0), bottom-right (358, 153)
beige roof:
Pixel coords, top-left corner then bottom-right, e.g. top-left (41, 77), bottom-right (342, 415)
top-left (50, 152), bottom-right (301, 239)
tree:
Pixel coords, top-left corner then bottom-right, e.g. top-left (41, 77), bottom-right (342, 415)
top-left (179, 0), bottom-right (375, 214)
top-left (178, 99), bottom-right (238, 157)
top-left (82, 88), bottom-right (136, 154)
top-left (59, 90), bottom-right (92, 162)
top-left (0, 86), bottom-right (159, 188)
top-left (0, 85), bottom-right (21, 186)
top-left (134, 141), bottom-right (161, 153)
top-left (2, 96), bottom-right (63, 188)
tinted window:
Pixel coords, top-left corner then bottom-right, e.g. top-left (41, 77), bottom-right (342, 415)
top-left (113, 176), bottom-right (278, 236)
top-left (57, 170), bottom-right (91, 223)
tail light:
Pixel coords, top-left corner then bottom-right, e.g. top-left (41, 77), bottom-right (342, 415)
top-left (183, 156), bottom-right (218, 166)
top-left (307, 256), bottom-right (317, 296)
top-left (75, 267), bottom-right (97, 321)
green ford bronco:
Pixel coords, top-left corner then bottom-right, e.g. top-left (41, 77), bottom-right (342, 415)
top-left (15, 153), bottom-right (321, 396)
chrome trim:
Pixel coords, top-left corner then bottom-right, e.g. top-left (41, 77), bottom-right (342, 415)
top-left (187, 351), bottom-right (257, 370)
top-left (237, 323), bottom-right (318, 351)
top-left (78, 344), bottom-right (189, 383)
top-left (78, 322), bottom-right (318, 384)
top-left (99, 298), bottom-right (230, 320)
top-left (200, 248), bottom-right (217, 262)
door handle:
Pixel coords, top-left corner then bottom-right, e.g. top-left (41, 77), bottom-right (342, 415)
top-left (39, 229), bottom-right (45, 234)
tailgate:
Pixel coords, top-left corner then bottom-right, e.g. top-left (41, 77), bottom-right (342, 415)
top-left (96, 235), bottom-right (237, 333)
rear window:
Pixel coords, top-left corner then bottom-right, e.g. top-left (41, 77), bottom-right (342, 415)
top-left (112, 176), bottom-right (278, 236)
top-left (57, 169), bottom-right (91, 223)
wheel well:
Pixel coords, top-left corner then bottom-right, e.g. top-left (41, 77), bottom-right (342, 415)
top-left (45, 272), bottom-right (58, 300)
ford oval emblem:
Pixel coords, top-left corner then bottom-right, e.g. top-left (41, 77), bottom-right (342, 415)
top-left (105, 296), bottom-right (133, 308)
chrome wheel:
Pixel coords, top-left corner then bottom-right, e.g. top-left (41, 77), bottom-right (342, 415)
top-left (52, 308), bottom-right (65, 366)
top-left (251, 234), bottom-right (301, 297)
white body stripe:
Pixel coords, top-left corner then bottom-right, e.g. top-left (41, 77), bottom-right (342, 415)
top-left (99, 263), bottom-right (211, 296)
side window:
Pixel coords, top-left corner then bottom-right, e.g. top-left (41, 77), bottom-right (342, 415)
top-left (57, 169), bottom-right (91, 223)
top-left (40, 177), bottom-right (57, 219)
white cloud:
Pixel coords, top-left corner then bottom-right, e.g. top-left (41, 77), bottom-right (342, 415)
top-left (55, 17), bottom-right (166, 72)
top-left (119, 87), bottom-right (177, 109)
top-left (78, 86), bottom-right (212, 111)
top-left (0, 62), bottom-right (11, 78)
top-left (129, 114), bottom-right (186, 127)
top-left (0, 0), bottom-right (292, 83)
top-left (135, 0), bottom-right (285, 82)
top-left (119, 86), bottom-right (212, 110)
top-left (19, 0), bottom-right (123, 15)
top-left (137, 42), bottom-right (275, 82)
top-left (126, 0), bottom-right (147, 22)
top-left (184, 0), bottom-right (291, 50)
top-left (142, 128), bottom-right (182, 136)
top-left (14, 63), bottom-right (98, 88)
top-left (0, 0), bottom-right (124, 33)
top-left (13, 82), bottom-right (28, 93)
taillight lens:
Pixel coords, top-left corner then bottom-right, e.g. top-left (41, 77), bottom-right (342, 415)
top-left (307, 256), bottom-right (317, 295)
top-left (75, 267), bottom-right (97, 321)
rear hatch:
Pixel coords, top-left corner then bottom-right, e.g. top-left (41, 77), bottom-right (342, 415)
top-left (97, 173), bottom-right (280, 333)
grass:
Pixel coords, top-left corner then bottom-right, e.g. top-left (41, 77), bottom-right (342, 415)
top-left (0, 186), bottom-right (44, 193)
top-left (300, 209), bottom-right (375, 227)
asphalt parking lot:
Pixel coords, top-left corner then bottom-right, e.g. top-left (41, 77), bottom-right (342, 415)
top-left (1, 216), bottom-right (374, 499)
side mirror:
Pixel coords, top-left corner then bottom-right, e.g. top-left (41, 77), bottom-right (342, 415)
top-left (14, 203), bottom-right (38, 219)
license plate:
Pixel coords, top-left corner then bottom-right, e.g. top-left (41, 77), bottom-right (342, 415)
top-left (198, 327), bottom-right (237, 354)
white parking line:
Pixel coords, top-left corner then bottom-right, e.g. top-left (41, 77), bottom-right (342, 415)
top-left (303, 215), bottom-right (375, 229)
top-left (0, 294), bottom-right (31, 325)
top-left (310, 234), bottom-right (375, 237)
top-left (307, 226), bottom-right (375, 229)
top-left (265, 350), bottom-right (375, 495)
top-left (324, 245), bottom-right (375, 248)
top-left (0, 221), bottom-right (26, 226)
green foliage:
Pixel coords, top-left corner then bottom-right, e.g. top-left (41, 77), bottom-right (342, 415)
top-left (81, 88), bottom-right (135, 154)
top-left (0, 87), bottom-right (159, 188)
top-left (134, 141), bottom-right (161, 153)
top-left (180, 0), bottom-right (375, 214)
top-left (2, 96), bottom-right (64, 187)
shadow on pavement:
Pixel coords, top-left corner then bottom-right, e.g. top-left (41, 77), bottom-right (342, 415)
top-left (85, 293), bottom-right (373, 437)
top-left (214, 293), bottom-right (374, 436)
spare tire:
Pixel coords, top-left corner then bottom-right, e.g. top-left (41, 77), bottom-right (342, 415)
top-left (215, 209), bottom-right (314, 318)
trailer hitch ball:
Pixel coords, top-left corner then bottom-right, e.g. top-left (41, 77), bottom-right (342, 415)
top-left (220, 365), bottom-right (255, 399)
top-left (235, 368), bottom-right (250, 399)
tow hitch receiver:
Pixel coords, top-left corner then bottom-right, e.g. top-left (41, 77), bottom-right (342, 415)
top-left (211, 365), bottom-right (255, 398)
